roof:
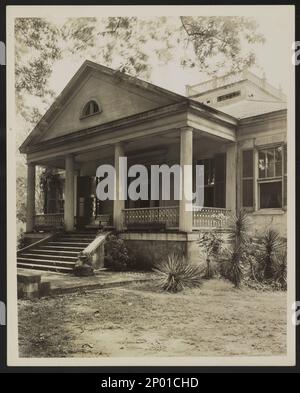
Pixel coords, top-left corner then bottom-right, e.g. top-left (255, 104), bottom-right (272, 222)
top-left (211, 99), bottom-right (287, 120)
top-left (20, 60), bottom-right (187, 152)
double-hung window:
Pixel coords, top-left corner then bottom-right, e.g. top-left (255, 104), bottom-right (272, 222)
top-left (258, 145), bottom-right (286, 209)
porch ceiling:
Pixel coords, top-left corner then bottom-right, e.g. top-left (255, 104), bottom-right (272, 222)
top-left (33, 128), bottom-right (228, 170)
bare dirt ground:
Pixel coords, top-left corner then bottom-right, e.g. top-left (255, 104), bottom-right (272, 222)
top-left (18, 279), bottom-right (287, 357)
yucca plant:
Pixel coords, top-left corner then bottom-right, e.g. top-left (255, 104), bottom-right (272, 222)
top-left (222, 209), bottom-right (249, 288)
top-left (228, 209), bottom-right (249, 248)
top-left (221, 246), bottom-right (244, 288)
top-left (154, 253), bottom-right (202, 293)
top-left (273, 250), bottom-right (287, 290)
top-left (197, 232), bottom-right (223, 279)
top-left (258, 229), bottom-right (283, 280)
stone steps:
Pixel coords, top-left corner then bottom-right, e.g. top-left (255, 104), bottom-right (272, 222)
top-left (17, 231), bottom-right (97, 273)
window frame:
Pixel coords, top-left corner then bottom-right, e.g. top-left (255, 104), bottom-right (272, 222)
top-left (80, 100), bottom-right (101, 119)
top-left (256, 144), bottom-right (286, 211)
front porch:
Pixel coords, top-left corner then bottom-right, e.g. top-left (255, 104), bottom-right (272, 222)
top-left (22, 97), bottom-right (238, 236)
top-left (32, 206), bottom-right (232, 232)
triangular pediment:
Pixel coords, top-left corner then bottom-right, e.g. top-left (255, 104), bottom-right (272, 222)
top-left (20, 61), bottom-right (184, 151)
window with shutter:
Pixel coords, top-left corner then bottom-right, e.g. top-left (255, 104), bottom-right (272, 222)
top-left (242, 150), bottom-right (254, 209)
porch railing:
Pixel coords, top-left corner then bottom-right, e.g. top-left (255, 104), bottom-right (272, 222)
top-left (34, 213), bottom-right (64, 229)
top-left (123, 206), bottom-right (179, 228)
top-left (192, 207), bottom-right (231, 229)
top-left (123, 206), bottom-right (231, 230)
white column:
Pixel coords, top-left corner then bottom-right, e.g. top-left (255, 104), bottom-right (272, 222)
top-left (26, 163), bottom-right (36, 232)
top-left (64, 154), bottom-right (75, 231)
top-left (113, 143), bottom-right (125, 231)
top-left (226, 143), bottom-right (237, 212)
top-left (179, 127), bottom-right (193, 232)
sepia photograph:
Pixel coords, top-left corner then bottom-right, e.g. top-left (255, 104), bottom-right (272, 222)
top-left (5, 5), bottom-right (296, 367)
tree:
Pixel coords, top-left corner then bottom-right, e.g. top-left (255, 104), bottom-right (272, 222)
top-left (14, 16), bottom-right (265, 231)
top-left (15, 16), bottom-right (265, 126)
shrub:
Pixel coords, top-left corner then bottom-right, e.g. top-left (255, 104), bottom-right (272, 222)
top-left (17, 229), bottom-right (27, 250)
top-left (197, 232), bottom-right (223, 279)
top-left (242, 230), bottom-right (287, 291)
top-left (256, 229), bottom-right (284, 281)
top-left (220, 247), bottom-right (243, 288)
top-left (154, 253), bottom-right (202, 293)
top-left (104, 234), bottom-right (135, 271)
top-left (273, 250), bottom-right (287, 290)
top-left (221, 210), bottom-right (249, 288)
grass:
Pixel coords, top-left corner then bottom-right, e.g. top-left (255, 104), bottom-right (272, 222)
top-left (18, 279), bottom-right (287, 358)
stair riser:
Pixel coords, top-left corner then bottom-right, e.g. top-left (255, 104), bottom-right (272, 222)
top-left (21, 254), bottom-right (77, 262)
top-left (18, 259), bottom-right (75, 269)
top-left (41, 246), bottom-right (84, 251)
top-left (57, 238), bottom-right (95, 242)
top-left (17, 263), bottom-right (73, 273)
top-left (30, 249), bottom-right (79, 257)
top-left (48, 242), bottom-right (90, 247)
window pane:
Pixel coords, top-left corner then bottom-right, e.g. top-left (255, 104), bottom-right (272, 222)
top-left (284, 144), bottom-right (287, 175)
top-left (242, 150), bottom-right (253, 178)
top-left (284, 176), bottom-right (287, 207)
top-left (266, 149), bottom-right (275, 177)
top-left (260, 181), bottom-right (282, 208)
top-left (258, 151), bottom-right (266, 178)
top-left (275, 146), bottom-right (283, 176)
top-left (242, 179), bottom-right (253, 207)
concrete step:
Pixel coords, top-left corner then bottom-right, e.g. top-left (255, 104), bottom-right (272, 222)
top-left (48, 241), bottom-right (90, 247)
top-left (58, 238), bottom-right (95, 242)
top-left (17, 257), bottom-right (75, 268)
top-left (41, 245), bottom-right (84, 251)
top-left (31, 248), bottom-right (79, 256)
top-left (17, 231), bottom-right (98, 273)
top-left (21, 253), bottom-right (77, 262)
top-left (17, 262), bottom-right (73, 273)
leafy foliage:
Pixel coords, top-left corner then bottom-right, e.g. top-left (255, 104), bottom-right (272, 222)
top-left (221, 210), bottom-right (250, 288)
top-left (15, 16), bottom-right (265, 125)
top-left (273, 250), bottom-right (287, 291)
top-left (180, 16), bottom-right (264, 75)
top-left (17, 229), bottom-right (27, 250)
top-left (104, 234), bottom-right (135, 271)
top-left (154, 253), bottom-right (202, 293)
top-left (197, 231), bottom-right (223, 279)
top-left (256, 229), bottom-right (284, 280)
top-left (221, 247), bottom-right (244, 288)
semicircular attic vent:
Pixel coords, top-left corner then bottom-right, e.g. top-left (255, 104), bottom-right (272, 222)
top-left (81, 100), bottom-right (101, 118)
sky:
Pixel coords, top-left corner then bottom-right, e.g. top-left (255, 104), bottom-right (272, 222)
top-left (47, 10), bottom-right (294, 97)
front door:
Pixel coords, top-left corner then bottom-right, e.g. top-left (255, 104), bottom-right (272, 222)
top-left (76, 176), bottom-right (92, 229)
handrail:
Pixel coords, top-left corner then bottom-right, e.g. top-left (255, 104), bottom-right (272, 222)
top-left (81, 232), bottom-right (110, 256)
top-left (17, 233), bottom-right (55, 255)
top-left (123, 206), bottom-right (179, 212)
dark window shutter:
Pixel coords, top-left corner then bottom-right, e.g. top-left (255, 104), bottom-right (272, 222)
top-left (242, 150), bottom-right (254, 208)
top-left (283, 144), bottom-right (287, 207)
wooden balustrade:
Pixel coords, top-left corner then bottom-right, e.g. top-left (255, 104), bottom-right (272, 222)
top-left (123, 206), bottom-right (231, 230)
top-left (192, 207), bottom-right (231, 229)
top-left (123, 206), bottom-right (179, 228)
top-left (33, 208), bottom-right (231, 231)
top-left (34, 213), bottom-right (64, 229)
